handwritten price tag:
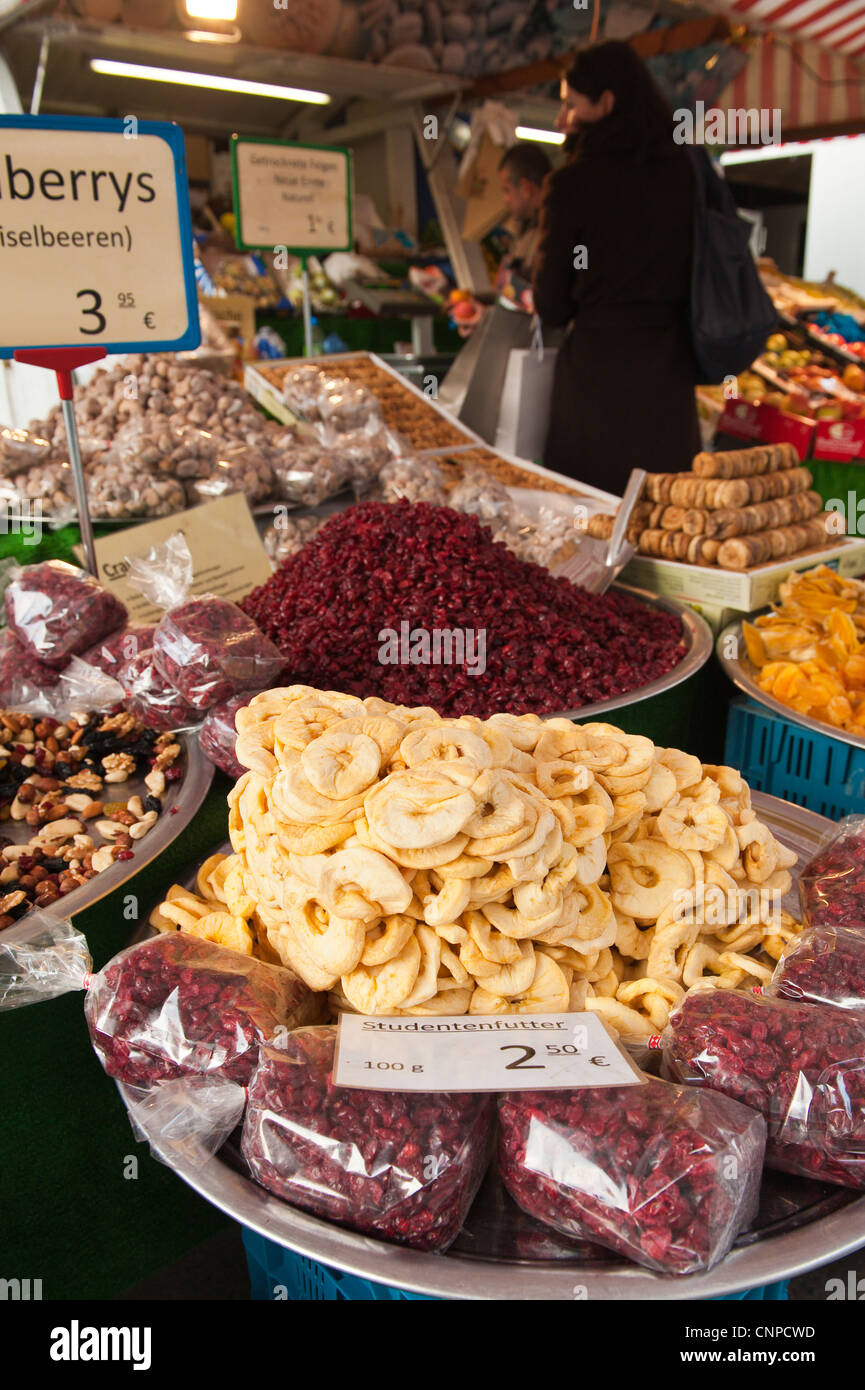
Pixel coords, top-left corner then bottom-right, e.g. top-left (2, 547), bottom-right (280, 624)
top-left (0, 116), bottom-right (199, 357)
top-left (333, 1013), bottom-right (645, 1093)
top-left (231, 136), bottom-right (352, 254)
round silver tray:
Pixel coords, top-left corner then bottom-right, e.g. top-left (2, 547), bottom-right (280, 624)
top-left (552, 585), bottom-right (714, 722)
top-left (3, 728), bottom-right (214, 944)
top-left (122, 790), bottom-right (865, 1300)
top-left (717, 613), bottom-right (865, 753)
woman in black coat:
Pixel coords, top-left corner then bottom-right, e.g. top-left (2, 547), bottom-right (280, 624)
top-left (533, 42), bottom-right (701, 495)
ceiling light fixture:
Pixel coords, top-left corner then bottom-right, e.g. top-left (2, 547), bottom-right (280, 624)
top-left (514, 125), bottom-right (565, 145)
top-left (185, 0), bottom-right (238, 17)
top-left (89, 59), bottom-right (330, 105)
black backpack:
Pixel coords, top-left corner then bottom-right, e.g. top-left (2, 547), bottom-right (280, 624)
top-left (686, 145), bottom-right (777, 385)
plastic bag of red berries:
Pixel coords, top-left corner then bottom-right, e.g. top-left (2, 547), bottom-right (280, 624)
top-left (772, 926), bottom-right (865, 1015)
top-left (81, 624), bottom-right (156, 679)
top-left (663, 988), bottom-right (865, 1190)
top-left (0, 918), bottom-right (321, 1088)
top-left (125, 534), bottom-right (284, 712)
top-left (86, 932), bottom-right (322, 1089)
top-left (240, 1026), bottom-right (495, 1252)
top-left (497, 1078), bottom-right (765, 1276)
top-left (797, 816), bottom-right (865, 930)
top-left (199, 690), bottom-right (258, 779)
top-left (5, 560), bottom-right (127, 668)
top-left (117, 648), bottom-right (199, 732)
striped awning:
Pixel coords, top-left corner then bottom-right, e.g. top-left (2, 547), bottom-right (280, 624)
top-left (721, 33), bottom-right (865, 130)
top-left (710, 0), bottom-right (865, 57)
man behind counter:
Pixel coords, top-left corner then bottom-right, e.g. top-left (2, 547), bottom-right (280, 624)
top-left (453, 142), bottom-right (551, 337)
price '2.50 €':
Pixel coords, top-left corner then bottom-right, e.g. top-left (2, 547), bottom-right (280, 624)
top-left (334, 1013), bottom-right (645, 1093)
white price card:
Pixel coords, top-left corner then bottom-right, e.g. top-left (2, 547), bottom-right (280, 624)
top-left (333, 1013), bottom-right (645, 1093)
top-left (0, 116), bottom-right (199, 357)
top-left (231, 136), bottom-right (352, 254)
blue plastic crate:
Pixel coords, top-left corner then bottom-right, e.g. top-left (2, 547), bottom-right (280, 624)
top-left (725, 697), bottom-right (865, 821)
top-left (242, 1227), bottom-right (434, 1301)
top-left (242, 1227), bottom-right (786, 1302)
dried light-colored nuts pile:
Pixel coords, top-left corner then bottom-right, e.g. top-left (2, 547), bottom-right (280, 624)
top-left (8, 357), bottom-right (297, 519)
top-left (157, 686), bottom-right (803, 1031)
top-left (0, 710), bottom-right (183, 926)
top-left (258, 355), bottom-right (475, 450)
top-left (263, 515), bottom-right (327, 567)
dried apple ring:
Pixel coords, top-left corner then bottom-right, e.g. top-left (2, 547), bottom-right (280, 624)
top-left (608, 839), bottom-right (693, 921)
top-left (185, 910), bottom-right (254, 956)
top-left (657, 797), bottom-right (730, 853)
top-left (301, 729), bottom-right (382, 799)
top-left (365, 769), bottom-right (478, 849)
top-left (584, 993), bottom-right (655, 1041)
top-left (342, 933), bottom-right (422, 1014)
top-left (361, 913), bottom-right (416, 967)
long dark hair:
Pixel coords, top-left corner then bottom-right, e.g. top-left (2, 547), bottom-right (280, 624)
top-left (563, 41), bottom-right (675, 158)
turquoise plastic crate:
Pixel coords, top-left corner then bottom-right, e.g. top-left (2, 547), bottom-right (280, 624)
top-left (725, 697), bottom-right (865, 821)
top-left (242, 1227), bottom-right (434, 1301)
top-left (242, 1227), bottom-right (786, 1302)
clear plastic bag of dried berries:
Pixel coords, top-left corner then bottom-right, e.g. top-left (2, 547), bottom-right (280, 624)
top-left (81, 625), bottom-right (156, 679)
top-left (117, 648), bottom-right (199, 732)
top-left (124, 534), bottom-right (284, 712)
top-left (796, 816), bottom-right (865, 937)
top-left (199, 690), bottom-right (259, 779)
top-left (0, 625), bottom-right (63, 705)
top-left (663, 988), bottom-right (865, 1189)
top-left (497, 1078), bottom-right (766, 1276)
top-left (86, 932), bottom-right (322, 1089)
top-left (240, 1025), bottom-right (495, 1252)
top-left (5, 560), bottom-right (128, 668)
top-left (771, 925), bottom-right (865, 1015)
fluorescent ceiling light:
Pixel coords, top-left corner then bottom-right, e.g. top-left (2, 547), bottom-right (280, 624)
top-left (186, 0), bottom-right (237, 17)
top-left (515, 125), bottom-right (565, 145)
top-left (89, 59), bottom-right (330, 105)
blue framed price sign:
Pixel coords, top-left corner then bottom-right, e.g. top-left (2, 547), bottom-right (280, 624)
top-left (0, 115), bottom-right (200, 357)
top-left (231, 135), bottom-right (352, 255)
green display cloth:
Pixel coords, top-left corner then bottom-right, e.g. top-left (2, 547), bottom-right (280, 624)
top-left (807, 458), bottom-right (865, 532)
top-left (0, 521), bottom-right (133, 569)
top-left (1, 774), bottom-right (238, 1300)
top-left (253, 310), bottom-right (461, 356)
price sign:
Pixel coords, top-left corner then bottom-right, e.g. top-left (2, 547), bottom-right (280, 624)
top-left (333, 1013), bottom-right (645, 1093)
top-left (231, 136), bottom-right (352, 254)
top-left (0, 116), bottom-right (199, 357)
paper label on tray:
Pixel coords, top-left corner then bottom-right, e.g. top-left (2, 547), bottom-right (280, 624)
top-left (76, 493), bottom-right (273, 624)
top-left (333, 1012), bottom-right (644, 1093)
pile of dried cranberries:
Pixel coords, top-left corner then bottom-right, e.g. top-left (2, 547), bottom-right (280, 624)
top-left (241, 501), bottom-right (685, 718)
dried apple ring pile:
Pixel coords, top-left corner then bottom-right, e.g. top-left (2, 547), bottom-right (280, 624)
top-left (154, 687), bottom-right (803, 1032)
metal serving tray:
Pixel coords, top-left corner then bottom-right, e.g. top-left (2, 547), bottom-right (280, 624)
top-left (119, 791), bottom-right (865, 1300)
top-left (717, 613), bottom-right (865, 753)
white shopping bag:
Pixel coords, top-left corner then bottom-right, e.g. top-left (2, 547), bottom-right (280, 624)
top-left (494, 324), bottom-right (558, 462)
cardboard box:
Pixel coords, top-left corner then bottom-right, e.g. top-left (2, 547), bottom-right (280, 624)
top-left (621, 537), bottom-right (865, 613)
top-left (717, 399), bottom-right (815, 460)
top-left (813, 418), bottom-right (865, 463)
